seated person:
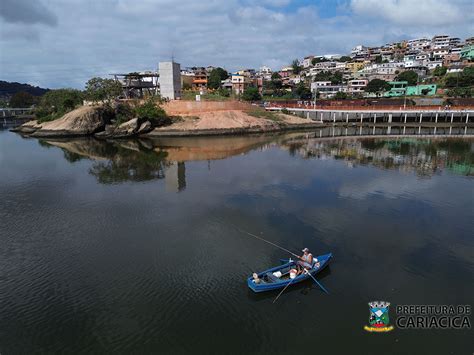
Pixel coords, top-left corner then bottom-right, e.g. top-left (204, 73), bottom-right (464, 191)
top-left (297, 248), bottom-right (313, 270)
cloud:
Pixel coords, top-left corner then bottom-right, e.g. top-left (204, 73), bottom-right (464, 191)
top-left (351, 0), bottom-right (467, 26)
top-left (0, 0), bottom-right (473, 88)
top-left (0, 0), bottom-right (57, 26)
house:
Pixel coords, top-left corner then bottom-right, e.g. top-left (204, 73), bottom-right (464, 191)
top-left (427, 61), bottom-right (443, 70)
top-left (302, 56), bottom-right (315, 68)
top-left (346, 62), bottom-right (366, 73)
top-left (347, 79), bottom-right (368, 95)
top-left (191, 67), bottom-right (208, 90)
top-left (460, 45), bottom-right (474, 61)
top-left (231, 73), bottom-right (253, 95)
top-left (311, 81), bottom-right (345, 98)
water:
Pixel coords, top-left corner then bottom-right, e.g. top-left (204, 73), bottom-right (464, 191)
top-left (0, 129), bottom-right (473, 354)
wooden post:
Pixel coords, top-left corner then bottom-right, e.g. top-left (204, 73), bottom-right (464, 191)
top-left (404, 113), bottom-right (407, 123)
top-left (435, 113), bottom-right (438, 123)
top-left (403, 126), bottom-right (406, 135)
top-left (374, 113), bottom-right (377, 123)
top-left (466, 113), bottom-right (469, 124)
top-left (360, 113), bottom-right (364, 123)
top-left (333, 112), bottom-right (336, 123)
top-left (346, 113), bottom-right (349, 123)
top-left (388, 114), bottom-right (392, 123)
top-left (419, 113), bottom-right (423, 123)
top-left (451, 113), bottom-right (454, 123)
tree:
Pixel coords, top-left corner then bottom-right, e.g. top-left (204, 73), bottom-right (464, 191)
top-left (207, 67), bottom-right (229, 90)
top-left (85, 77), bottom-right (122, 102)
top-left (313, 71), bottom-right (343, 84)
top-left (375, 55), bottom-right (383, 64)
top-left (338, 56), bottom-right (352, 62)
top-left (294, 82), bottom-right (312, 100)
top-left (311, 57), bottom-right (328, 65)
top-left (241, 87), bottom-right (261, 101)
top-left (334, 91), bottom-right (348, 99)
top-left (9, 91), bottom-right (38, 107)
top-left (35, 89), bottom-right (84, 122)
top-left (134, 98), bottom-right (171, 126)
top-left (396, 70), bottom-right (418, 85)
top-left (432, 66), bottom-right (447, 77)
top-left (265, 72), bottom-right (282, 92)
top-left (365, 79), bottom-right (391, 95)
top-left (292, 59), bottom-right (302, 75)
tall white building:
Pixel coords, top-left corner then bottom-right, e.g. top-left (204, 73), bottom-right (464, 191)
top-left (159, 61), bottom-right (181, 100)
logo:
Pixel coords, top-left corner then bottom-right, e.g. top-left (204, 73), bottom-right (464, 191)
top-left (364, 301), bottom-right (394, 332)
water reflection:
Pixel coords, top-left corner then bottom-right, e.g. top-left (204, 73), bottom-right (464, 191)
top-left (283, 136), bottom-right (474, 177)
top-left (40, 129), bottom-right (474, 190)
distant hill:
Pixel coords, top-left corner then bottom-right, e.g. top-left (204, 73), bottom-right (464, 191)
top-left (0, 80), bottom-right (49, 97)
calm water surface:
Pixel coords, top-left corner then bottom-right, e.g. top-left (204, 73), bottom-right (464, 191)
top-left (0, 129), bottom-right (473, 354)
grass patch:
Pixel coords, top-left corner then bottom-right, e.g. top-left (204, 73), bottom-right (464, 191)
top-left (181, 90), bottom-right (233, 101)
top-left (246, 108), bottom-right (282, 122)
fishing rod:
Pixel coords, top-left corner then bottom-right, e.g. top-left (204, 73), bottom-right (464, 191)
top-left (272, 276), bottom-right (296, 304)
top-left (233, 225), bottom-right (300, 259)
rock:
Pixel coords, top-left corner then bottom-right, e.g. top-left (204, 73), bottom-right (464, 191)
top-left (110, 117), bottom-right (140, 138)
top-left (11, 120), bottom-right (42, 133)
top-left (25, 106), bottom-right (111, 138)
top-left (137, 120), bottom-right (152, 134)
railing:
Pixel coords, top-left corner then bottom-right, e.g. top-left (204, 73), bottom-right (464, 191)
top-left (266, 103), bottom-right (474, 112)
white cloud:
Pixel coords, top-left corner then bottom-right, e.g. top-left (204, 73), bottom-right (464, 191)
top-left (0, 0), bottom-right (473, 88)
top-left (351, 0), bottom-right (468, 26)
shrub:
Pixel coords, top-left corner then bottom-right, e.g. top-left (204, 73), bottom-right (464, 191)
top-left (241, 87), bottom-right (262, 101)
top-left (134, 98), bottom-right (171, 126)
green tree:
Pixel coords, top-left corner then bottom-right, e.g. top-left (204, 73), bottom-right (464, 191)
top-left (311, 57), bottom-right (328, 65)
top-left (241, 87), bottom-right (261, 101)
top-left (314, 71), bottom-right (343, 84)
top-left (432, 66), bottom-right (447, 77)
top-left (35, 89), bottom-right (84, 122)
top-left (374, 55), bottom-right (383, 64)
top-left (396, 70), bottom-right (418, 85)
top-left (294, 82), bottom-right (312, 99)
top-left (9, 91), bottom-right (38, 107)
top-left (334, 91), bottom-right (348, 99)
top-left (338, 56), bottom-right (352, 62)
top-left (85, 77), bottom-right (122, 102)
top-left (365, 79), bottom-right (391, 95)
top-left (207, 67), bottom-right (229, 90)
top-left (265, 72), bottom-right (283, 92)
top-left (134, 98), bottom-right (170, 126)
top-left (291, 59), bottom-right (302, 75)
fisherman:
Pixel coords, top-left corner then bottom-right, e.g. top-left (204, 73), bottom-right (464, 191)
top-left (297, 247), bottom-right (314, 270)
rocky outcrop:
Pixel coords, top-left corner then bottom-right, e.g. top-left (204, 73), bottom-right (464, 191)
top-left (94, 118), bottom-right (154, 139)
top-left (13, 106), bottom-right (112, 138)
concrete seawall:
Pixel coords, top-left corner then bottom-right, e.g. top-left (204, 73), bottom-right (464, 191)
top-left (267, 107), bottom-right (474, 125)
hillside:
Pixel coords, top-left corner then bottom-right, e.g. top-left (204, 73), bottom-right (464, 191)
top-left (0, 80), bottom-right (49, 97)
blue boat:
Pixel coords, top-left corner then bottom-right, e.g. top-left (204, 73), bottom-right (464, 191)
top-left (247, 253), bottom-right (332, 293)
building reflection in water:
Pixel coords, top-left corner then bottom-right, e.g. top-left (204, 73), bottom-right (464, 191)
top-left (39, 125), bottom-right (474, 189)
top-left (165, 161), bottom-right (186, 192)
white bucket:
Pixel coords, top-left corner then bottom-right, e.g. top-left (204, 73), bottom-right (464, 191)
top-left (273, 271), bottom-right (282, 278)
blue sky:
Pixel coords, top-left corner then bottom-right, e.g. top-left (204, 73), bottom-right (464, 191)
top-left (0, 0), bottom-right (473, 89)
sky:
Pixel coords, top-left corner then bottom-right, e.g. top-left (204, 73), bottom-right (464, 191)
top-left (0, 0), bottom-right (473, 89)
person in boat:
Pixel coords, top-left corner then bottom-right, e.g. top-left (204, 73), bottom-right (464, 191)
top-left (297, 248), bottom-right (314, 270)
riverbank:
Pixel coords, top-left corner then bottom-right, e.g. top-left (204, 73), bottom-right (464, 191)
top-left (12, 101), bottom-right (324, 138)
top-left (146, 106), bottom-right (322, 137)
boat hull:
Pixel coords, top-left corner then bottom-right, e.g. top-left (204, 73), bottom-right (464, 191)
top-left (247, 253), bottom-right (332, 293)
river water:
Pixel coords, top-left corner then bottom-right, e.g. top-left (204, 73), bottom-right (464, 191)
top-left (0, 129), bottom-right (472, 354)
